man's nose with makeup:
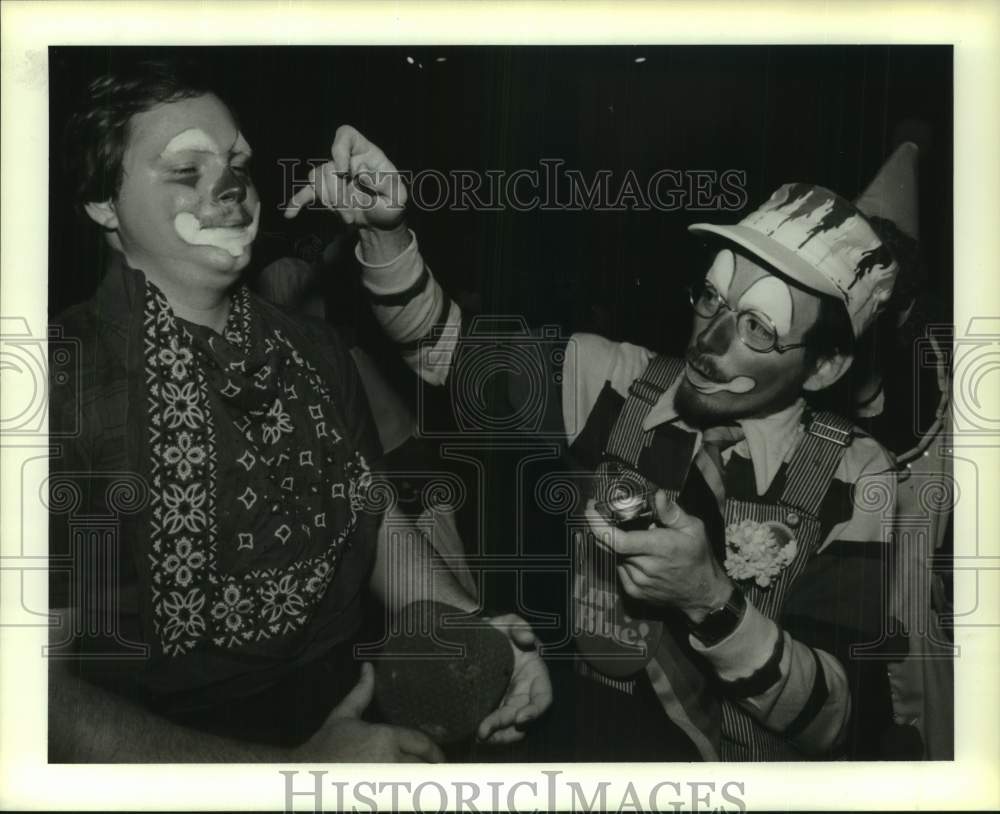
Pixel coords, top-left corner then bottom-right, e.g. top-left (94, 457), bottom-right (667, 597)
top-left (212, 165), bottom-right (247, 207)
top-left (696, 310), bottom-right (736, 356)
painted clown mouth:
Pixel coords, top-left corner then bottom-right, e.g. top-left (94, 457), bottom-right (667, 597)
top-left (686, 357), bottom-right (723, 384)
top-left (684, 359), bottom-right (757, 395)
top-left (199, 209), bottom-right (254, 230)
top-left (174, 202), bottom-right (261, 258)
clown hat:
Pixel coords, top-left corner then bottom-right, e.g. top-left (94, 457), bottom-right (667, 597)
top-left (688, 142), bottom-right (919, 338)
top-left (854, 141), bottom-right (919, 239)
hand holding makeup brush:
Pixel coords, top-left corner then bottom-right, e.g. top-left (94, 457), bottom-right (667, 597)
top-left (284, 125), bottom-right (408, 234)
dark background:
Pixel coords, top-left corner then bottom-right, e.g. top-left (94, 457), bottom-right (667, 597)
top-left (49, 45), bottom-right (952, 354)
top-left (48, 46), bottom-right (954, 664)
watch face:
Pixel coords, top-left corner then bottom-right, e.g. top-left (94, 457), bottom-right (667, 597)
top-left (692, 589), bottom-right (745, 646)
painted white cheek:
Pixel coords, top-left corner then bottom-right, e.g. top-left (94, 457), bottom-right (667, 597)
top-left (706, 249), bottom-right (736, 296)
top-left (174, 201), bottom-right (261, 258)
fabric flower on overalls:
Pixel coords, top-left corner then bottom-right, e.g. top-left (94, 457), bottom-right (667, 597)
top-left (723, 519), bottom-right (798, 588)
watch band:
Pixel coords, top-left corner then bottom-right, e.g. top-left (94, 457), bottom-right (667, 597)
top-left (690, 586), bottom-right (747, 647)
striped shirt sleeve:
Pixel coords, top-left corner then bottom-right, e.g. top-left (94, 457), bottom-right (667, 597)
top-left (690, 438), bottom-right (898, 757)
top-left (689, 602), bottom-right (852, 755)
top-left (356, 229), bottom-right (461, 386)
top-left (357, 238), bottom-right (659, 442)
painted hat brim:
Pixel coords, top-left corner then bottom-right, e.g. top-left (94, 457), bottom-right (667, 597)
top-left (688, 223), bottom-right (845, 301)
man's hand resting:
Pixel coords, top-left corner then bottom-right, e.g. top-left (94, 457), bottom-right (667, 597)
top-left (295, 662), bottom-right (445, 762)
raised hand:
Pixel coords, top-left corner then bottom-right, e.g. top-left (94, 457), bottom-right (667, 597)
top-left (284, 125), bottom-right (407, 231)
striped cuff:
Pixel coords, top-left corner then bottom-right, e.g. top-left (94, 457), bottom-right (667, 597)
top-left (782, 648), bottom-right (830, 737)
top-left (398, 289), bottom-right (453, 352)
top-left (356, 228), bottom-right (422, 295)
top-left (402, 301), bottom-right (462, 386)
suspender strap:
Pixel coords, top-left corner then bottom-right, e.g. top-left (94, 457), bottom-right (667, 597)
top-left (603, 355), bottom-right (685, 468)
top-left (594, 355), bottom-right (684, 505)
top-left (780, 410), bottom-right (854, 517)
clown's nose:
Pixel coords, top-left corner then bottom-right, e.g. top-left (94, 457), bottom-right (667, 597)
top-left (212, 167), bottom-right (247, 204)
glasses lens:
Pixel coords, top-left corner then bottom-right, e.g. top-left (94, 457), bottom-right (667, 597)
top-left (691, 282), bottom-right (722, 318)
top-left (737, 311), bottom-right (778, 351)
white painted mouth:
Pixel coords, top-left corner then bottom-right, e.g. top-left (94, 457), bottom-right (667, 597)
top-left (685, 362), bottom-right (756, 395)
top-left (174, 201), bottom-right (261, 258)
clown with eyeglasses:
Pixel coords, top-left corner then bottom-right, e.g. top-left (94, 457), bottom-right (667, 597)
top-left (289, 131), bottom-right (918, 761)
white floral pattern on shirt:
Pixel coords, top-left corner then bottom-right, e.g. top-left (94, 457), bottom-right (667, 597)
top-left (261, 398), bottom-right (294, 445)
top-left (162, 431), bottom-right (206, 481)
top-left (145, 286), bottom-right (372, 658)
top-left (160, 536), bottom-right (207, 588)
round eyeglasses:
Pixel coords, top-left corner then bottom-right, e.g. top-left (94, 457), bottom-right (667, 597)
top-left (687, 281), bottom-right (809, 354)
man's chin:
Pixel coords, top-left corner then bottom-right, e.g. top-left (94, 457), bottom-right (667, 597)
top-left (197, 242), bottom-right (253, 274)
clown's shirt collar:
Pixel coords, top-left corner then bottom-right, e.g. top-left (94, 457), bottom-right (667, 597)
top-left (643, 377), bottom-right (806, 497)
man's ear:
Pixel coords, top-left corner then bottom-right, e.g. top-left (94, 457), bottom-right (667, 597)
top-left (803, 352), bottom-right (853, 392)
top-left (83, 200), bottom-right (119, 231)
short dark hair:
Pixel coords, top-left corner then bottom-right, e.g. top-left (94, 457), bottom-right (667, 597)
top-left (64, 59), bottom-right (216, 212)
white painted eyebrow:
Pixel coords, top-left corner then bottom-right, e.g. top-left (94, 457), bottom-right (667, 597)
top-left (738, 276), bottom-right (794, 335)
top-left (161, 128), bottom-right (221, 156)
top-left (706, 249), bottom-right (735, 296)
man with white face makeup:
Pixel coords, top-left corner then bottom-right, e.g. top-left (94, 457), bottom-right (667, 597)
top-left (48, 60), bottom-right (551, 762)
top-left (79, 93), bottom-right (261, 327)
top-left (321, 135), bottom-right (920, 760)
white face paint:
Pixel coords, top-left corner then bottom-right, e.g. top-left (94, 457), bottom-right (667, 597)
top-left (164, 128), bottom-right (258, 258)
top-left (161, 127), bottom-right (221, 156)
top-left (685, 249), bottom-right (756, 394)
top-left (738, 275), bottom-right (793, 336)
top-left (684, 363), bottom-right (756, 394)
top-left (174, 201), bottom-right (261, 258)
top-left (685, 261), bottom-right (797, 395)
top-left (706, 248), bottom-right (736, 297)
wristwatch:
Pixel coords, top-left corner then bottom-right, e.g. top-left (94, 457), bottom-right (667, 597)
top-left (689, 586), bottom-right (746, 647)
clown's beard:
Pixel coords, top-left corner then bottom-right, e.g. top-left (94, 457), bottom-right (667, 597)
top-left (674, 375), bottom-right (803, 428)
top-left (675, 378), bottom-right (743, 428)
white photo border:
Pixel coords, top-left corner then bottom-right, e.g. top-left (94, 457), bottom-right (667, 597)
top-left (2, 1), bottom-right (998, 810)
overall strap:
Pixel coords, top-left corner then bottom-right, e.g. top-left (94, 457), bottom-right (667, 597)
top-left (780, 410), bottom-right (854, 517)
top-left (574, 354), bottom-right (685, 679)
top-left (595, 355), bottom-right (719, 756)
top-left (602, 355), bottom-right (685, 471)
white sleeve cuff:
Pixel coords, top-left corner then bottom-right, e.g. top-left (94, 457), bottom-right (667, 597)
top-left (356, 228), bottom-right (423, 295)
top-left (689, 599), bottom-right (781, 682)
